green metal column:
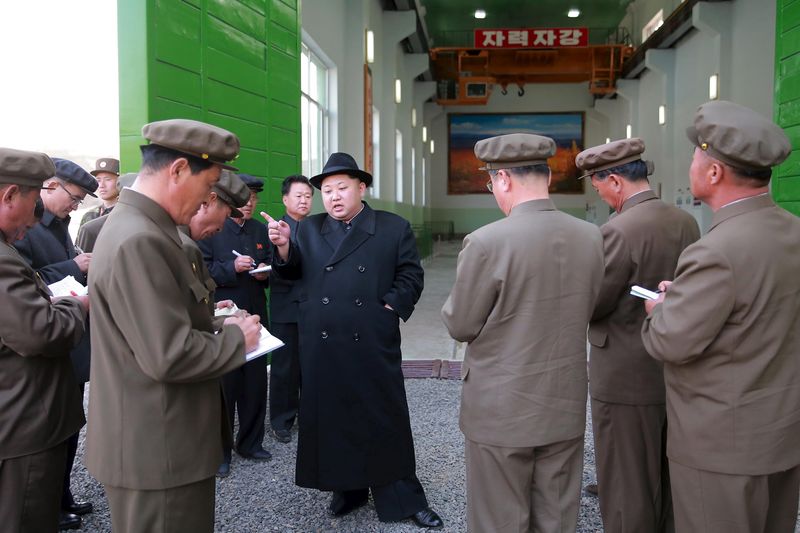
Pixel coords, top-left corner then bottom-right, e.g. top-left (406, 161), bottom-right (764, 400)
top-left (774, 0), bottom-right (800, 216)
top-left (117, 0), bottom-right (301, 216)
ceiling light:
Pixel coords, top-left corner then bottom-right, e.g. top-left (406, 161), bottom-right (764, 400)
top-left (366, 30), bottom-right (374, 64)
top-left (430, 140), bottom-right (435, 154)
top-left (474, 9), bottom-right (486, 19)
top-left (395, 79), bottom-right (402, 104)
top-left (422, 126), bottom-right (428, 142)
top-left (658, 105), bottom-right (666, 125)
top-left (605, 137), bottom-right (611, 144)
top-left (567, 8), bottom-right (580, 18)
top-left (709, 74), bottom-right (719, 100)
top-left (412, 107), bottom-right (417, 127)
top-left (626, 124), bottom-right (632, 138)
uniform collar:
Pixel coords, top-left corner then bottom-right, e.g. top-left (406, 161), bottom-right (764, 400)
top-left (509, 198), bottom-right (556, 217)
top-left (322, 202), bottom-right (375, 235)
top-left (41, 209), bottom-right (70, 227)
top-left (619, 189), bottom-right (657, 213)
top-left (709, 193), bottom-right (774, 232)
top-left (118, 188), bottom-right (182, 247)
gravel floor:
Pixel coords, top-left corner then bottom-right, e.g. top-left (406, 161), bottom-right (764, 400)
top-left (70, 379), bottom-right (601, 532)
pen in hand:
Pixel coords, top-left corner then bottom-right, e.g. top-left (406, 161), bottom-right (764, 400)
top-left (232, 250), bottom-right (257, 268)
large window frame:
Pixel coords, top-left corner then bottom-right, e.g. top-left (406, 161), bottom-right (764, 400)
top-left (301, 42), bottom-right (330, 178)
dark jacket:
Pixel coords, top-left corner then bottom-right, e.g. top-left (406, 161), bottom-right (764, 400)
top-left (272, 202), bottom-right (424, 490)
top-left (198, 217), bottom-right (271, 324)
top-left (269, 215), bottom-right (302, 324)
top-left (13, 210), bottom-right (91, 382)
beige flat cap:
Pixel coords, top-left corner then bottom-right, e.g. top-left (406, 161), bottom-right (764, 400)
top-left (686, 100), bottom-right (791, 171)
top-left (212, 170), bottom-right (250, 218)
top-left (575, 138), bottom-right (653, 179)
top-left (0, 147), bottom-right (56, 188)
top-left (142, 119), bottom-right (240, 170)
top-left (474, 133), bottom-right (556, 170)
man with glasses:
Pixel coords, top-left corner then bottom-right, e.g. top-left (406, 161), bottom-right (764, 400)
top-left (13, 158), bottom-right (97, 531)
top-left (442, 133), bottom-right (604, 533)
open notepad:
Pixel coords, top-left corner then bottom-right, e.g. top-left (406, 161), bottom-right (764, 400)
top-left (48, 276), bottom-right (88, 297)
top-left (246, 326), bottom-right (284, 361)
top-left (630, 285), bottom-right (660, 301)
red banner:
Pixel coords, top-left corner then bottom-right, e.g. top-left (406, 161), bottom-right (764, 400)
top-left (474, 28), bottom-right (588, 49)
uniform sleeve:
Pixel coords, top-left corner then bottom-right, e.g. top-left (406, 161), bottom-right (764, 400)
top-left (0, 254), bottom-right (86, 357)
top-left (13, 233), bottom-right (83, 284)
top-left (592, 224), bottom-right (632, 320)
top-left (382, 221), bottom-right (424, 322)
top-left (107, 235), bottom-right (246, 383)
top-left (642, 242), bottom-right (734, 364)
top-left (198, 237), bottom-right (238, 287)
top-left (441, 234), bottom-right (497, 342)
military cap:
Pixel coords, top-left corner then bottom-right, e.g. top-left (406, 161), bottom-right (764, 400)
top-left (239, 173), bottom-right (264, 193)
top-left (117, 173), bottom-right (138, 191)
top-left (687, 100), bottom-right (791, 171)
top-left (0, 147), bottom-right (56, 188)
top-left (310, 152), bottom-right (372, 189)
top-left (213, 170), bottom-right (249, 218)
top-left (575, 138), bottom-right (654, 179)
top-left (90, 157), bottom-right (120, 177)
top-left (141, 119), bottom-right (240, 170)
top-left (474, 133), bottom-right (556, 170)
top-left (52, 158), bottom-right (98, 197)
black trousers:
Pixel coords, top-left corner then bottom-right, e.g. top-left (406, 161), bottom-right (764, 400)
top-left (335, 474), bottom-right (429, 522)
top-left (222, 356), bottom-right (268, 460)
top-left (61, 383), bottom-right (85, 509)
top-left (269, 322), bottom-right (301, 432)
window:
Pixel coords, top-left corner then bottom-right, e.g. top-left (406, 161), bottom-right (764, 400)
top-left (422, 157), bottom-right (427, 206)
top-left (642, 9), bottom-right (664, 43)
top-left (301, 43), bottom-right (329, 177)
top-left (395, 130), bottom-right (403, 203)
top-left (371, 107), bottom-right (380, 198)
top-left (411, 147), bottom-right (416, 205)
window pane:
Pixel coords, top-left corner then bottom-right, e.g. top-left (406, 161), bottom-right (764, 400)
top-left (301, 47), bottom-right (309, 94)
top-left (301, 96), bottom-right (310, 176)
top-left (411, 147), bottom-right (416, 205)
top-left (395, 130), bottom-right (403, 203)
top-left (309, 62), bottom-right (318, 102)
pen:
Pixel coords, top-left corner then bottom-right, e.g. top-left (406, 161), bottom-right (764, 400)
top-left (232, 250), bottom-right (257, 268)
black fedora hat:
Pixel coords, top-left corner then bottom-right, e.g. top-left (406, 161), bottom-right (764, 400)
top-left (309, 152), bottom-right (372, 189)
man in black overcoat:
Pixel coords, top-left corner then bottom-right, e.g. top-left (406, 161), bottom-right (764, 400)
top-left (265, 152), bottom-right (443, 529)
top-left (13, 158), bottom-right (97, 530)
top-left (198, 174), bottom-right (272, 477)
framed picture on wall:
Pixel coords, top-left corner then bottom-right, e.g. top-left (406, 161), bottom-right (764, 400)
top-left (448, 112), bottom-right (585, 194)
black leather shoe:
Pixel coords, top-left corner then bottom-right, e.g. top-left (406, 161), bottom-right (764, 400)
top-left (411, 507), bottom-right (443, 529)
top-left (217, 461), bottom-right (231, 478)
top-left (239, 448), bottom-right (272, 461)
top-left (59, 512), bottom-right (81, 530)
top-left (585, 483), bottom-right (599, 496)
top-left (274, 429), bottom-right (292, 443)
top-left (328, 492), bottom-right (368, 517)
top-left (63, 501), bottom-right (93, 515)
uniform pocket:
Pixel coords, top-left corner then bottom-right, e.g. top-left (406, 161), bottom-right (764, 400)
top-left (587, 328), bottom-right (607, 348)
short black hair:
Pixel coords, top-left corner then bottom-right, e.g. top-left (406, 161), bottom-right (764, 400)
top-left (503, 164), bottom-right (550, 178)
top-left (281, 174), bottom-right (313, 197)
top-left (728, 164), bottom-right (772, 184)
top-left (140, 144), bottom-right (215, 174)
top-left (593, 159), bottom-right (648, 182)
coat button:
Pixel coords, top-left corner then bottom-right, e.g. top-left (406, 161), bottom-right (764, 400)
top-left (358, 265), bottom-right (366, 273)
top-left (325, 265), bottom-right (334, 272)
top-left (322, 297), bottom-right (330, 304)
top-left (353, 333), bottom-right (360, 341)
top-left (355, 298), bottom-right (363, 307)
top-left (321, 331), bottom-right (328, 339)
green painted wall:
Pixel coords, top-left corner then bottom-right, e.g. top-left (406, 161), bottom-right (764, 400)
top-left (774, 0), bottom-right (800, 216)
top-left (117, 0), bottom-right (301, 217)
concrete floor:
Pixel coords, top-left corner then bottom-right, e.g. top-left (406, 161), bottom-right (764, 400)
top-left (400, 239), bottom-right (465, 361)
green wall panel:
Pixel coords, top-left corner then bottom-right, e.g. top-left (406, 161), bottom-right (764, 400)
top-left (118, 0), bottom-right (301, 217)
top-left (775, 0), bottom-right (800, 213)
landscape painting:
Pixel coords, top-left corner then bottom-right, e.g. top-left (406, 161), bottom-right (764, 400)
top-left (448, 112), bottom-right (585, 194)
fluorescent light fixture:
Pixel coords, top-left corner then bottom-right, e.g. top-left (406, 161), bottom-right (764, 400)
top-left (366, 30), bottom-right (375, 64)
top-left (626, 124), bottom-right (632, 138)
top-left (567, 8), bottom-right (580, 18)
top-left (474, 9), bottom-right (486, 19)
top-left (605, 137), bottom-right (611, 144)
top-left (709, 74), bottom-right (719, 100)
top-left (394, 79), bottom-right (402, 104)
top-left (422, 126), bottom-right (428, 142)
top-left (412, 107), bottom-right (417, 127)
top-left (658, 105), bottom-right (666, 125)
top-left (430, 140), bottom-right (435, 154)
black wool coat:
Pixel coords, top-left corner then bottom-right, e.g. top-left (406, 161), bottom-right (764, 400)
top-left (272, 202), bottom-right (424, 490)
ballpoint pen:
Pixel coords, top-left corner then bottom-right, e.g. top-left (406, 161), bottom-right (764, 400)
top-left (232, 250), bottom-right (257, 268)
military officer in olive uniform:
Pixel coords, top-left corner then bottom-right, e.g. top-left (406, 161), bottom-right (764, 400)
top-left (76, 173), bottom-right (138, 253)
top-left (13, 157), bottom-right (98, 529)
top-left (0, 147), bottom-right (89, 533)
top-left (643, 101), bottom-right (800, 532)
top-left (266, 152), bottom-right (443, 529)
top-left (85, 119), bottom-right (262, 533)
top-left (80, 157), bottom-right (120, 226)
top-left (575, 138), bottom-right (699, 533)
